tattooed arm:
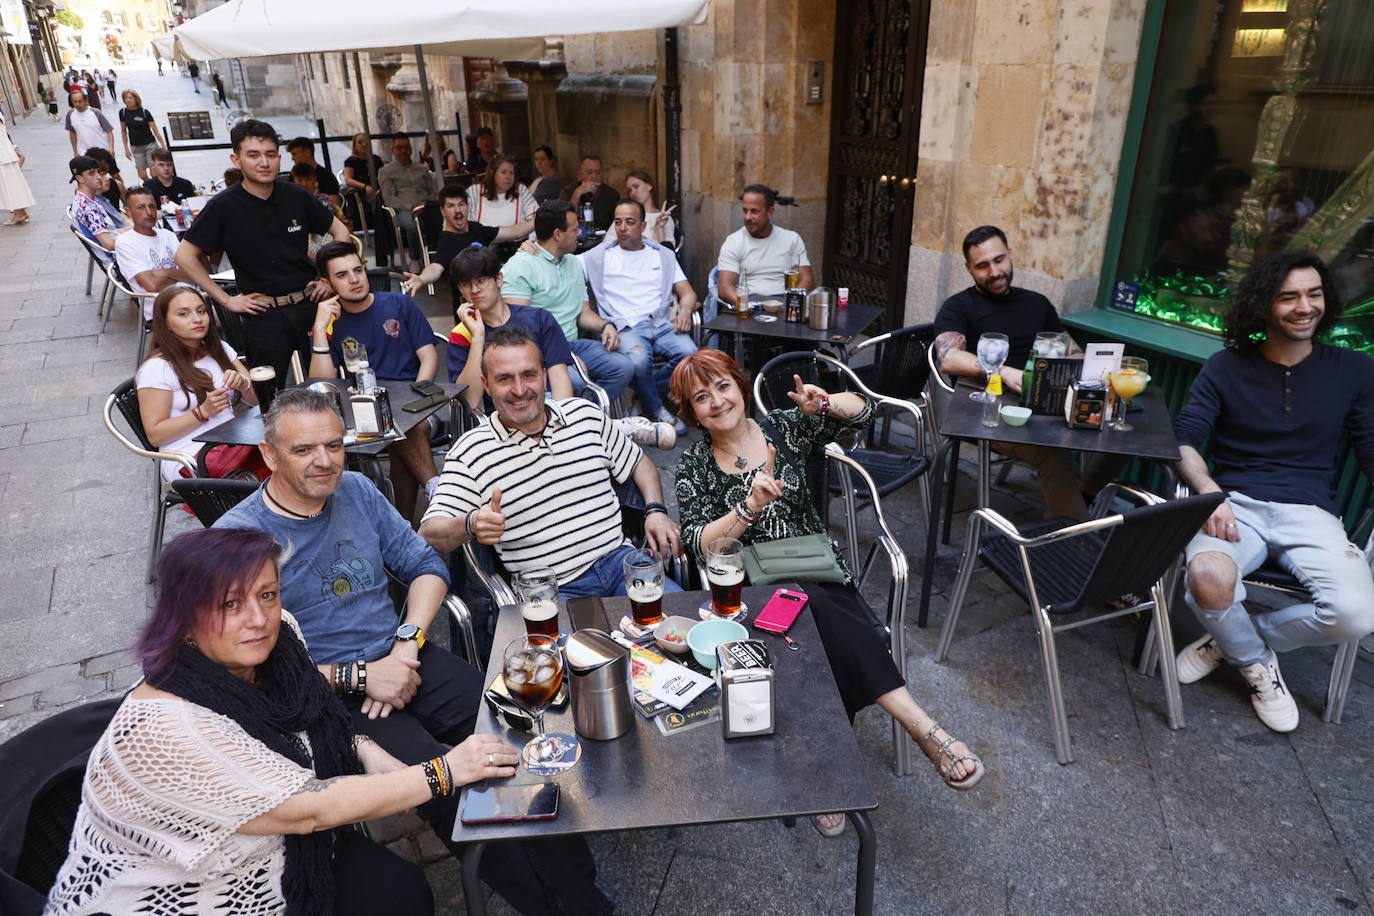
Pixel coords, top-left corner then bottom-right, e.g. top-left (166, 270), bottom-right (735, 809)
top-left (237, 733), bottom-right (518, 835)
top-left (934, 329), bottom-right (1029, 394)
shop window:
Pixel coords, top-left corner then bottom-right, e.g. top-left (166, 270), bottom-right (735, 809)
top-left (1108, 1), bottom-right (1374, 353)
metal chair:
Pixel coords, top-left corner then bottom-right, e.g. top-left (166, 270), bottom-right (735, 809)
top-left (752, 350), bottom-right (930, 572)
top-left (410, 201), bottom-right (443, 295)
top-left (570, 351), bottom-right (619, 417)
top-left (936, 486), bottom-right (1223, 764)
top-left (96, 259), bottom-right (157, 365)
top-left (169, 477), bottom-right (260, 526)
top-left (850, 322), bottom-right (935, 451)
top-left (69, 223), bottom-right (114, 318)
top-left (104, 378), bottom-right (196, 582)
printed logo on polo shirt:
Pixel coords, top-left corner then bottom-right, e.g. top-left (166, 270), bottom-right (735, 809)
top-left (383, 318), bottom-right (401, 338)
top-left (287, 218), bottom-right (302, 233)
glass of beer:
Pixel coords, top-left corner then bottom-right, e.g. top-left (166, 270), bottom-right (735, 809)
top-left (341, 339), bottom-right (367, 375)
top-left (784, 265), bottom-right (801, 290)
top-left (622, 549), bottom-right (665, 629)
top-left (1106, 356), bottom-right (1150, 431)
top-left (502, 634), bottom-right (576, 772)
top-left (705, 537), bottom-right (746, 618)
top-left (249, 366), bottom-right (278, 416)
top-left (514, 568), bottom-right (561, 639)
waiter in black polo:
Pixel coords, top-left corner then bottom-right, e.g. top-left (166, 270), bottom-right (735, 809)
top-left (175, 119), bottom-right (351, 379)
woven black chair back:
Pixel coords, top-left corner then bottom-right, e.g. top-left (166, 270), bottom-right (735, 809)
top-left (169, 478), bottom-right (260, 527)
top-left (1077, 493), bottom-right (1223, 608)
top-left (866, 323), bottom-right (934, 401)
top-left (111, 378), bottom-right (155, 451)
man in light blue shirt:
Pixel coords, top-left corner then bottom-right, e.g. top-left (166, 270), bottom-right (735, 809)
top-left (500, 199), bottom-right (633, 403)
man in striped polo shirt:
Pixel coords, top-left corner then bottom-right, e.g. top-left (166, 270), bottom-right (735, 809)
top-left (420, 324), bottom-right (682, 596)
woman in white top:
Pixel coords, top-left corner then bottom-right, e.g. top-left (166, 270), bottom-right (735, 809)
top-left (135, 286), bottom-right (264, 482)
top-left (625, 169), bottom-right (677, 247)
top-left (465, 153), bottom-right (536, 228)
top-left (45, 527), bottom-right (516, 916)
top-left (0, 112), bottom-right (34, 225)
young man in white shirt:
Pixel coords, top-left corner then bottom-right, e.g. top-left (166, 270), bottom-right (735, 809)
top-left (65, 89), bottom-right (114, 158)
top-left (115, 187), bottom-right (200, 318)
top-left (716, 183), bottom-right (814, 308)
top-left (581, 199), bottom-right (698, 433)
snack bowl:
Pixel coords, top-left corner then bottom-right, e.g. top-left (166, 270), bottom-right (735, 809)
top-left (687, 618), bottom-right (748, 669)
top-left (652, 615), bottom-right (698, 655)
top-left (1000, 405), bottom-right (1031, 426)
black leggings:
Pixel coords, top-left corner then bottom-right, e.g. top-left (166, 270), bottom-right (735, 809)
top-left (333, 829), bottom-right (433, 915)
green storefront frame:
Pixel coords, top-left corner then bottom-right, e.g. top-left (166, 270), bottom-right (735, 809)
top-left (1062, 0), bottom-right (1371, 533)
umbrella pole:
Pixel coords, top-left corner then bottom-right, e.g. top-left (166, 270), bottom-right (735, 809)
top-left (414, 45), bottom-right (444, 194)
top-left (353, 52), bottom-right (377, 193)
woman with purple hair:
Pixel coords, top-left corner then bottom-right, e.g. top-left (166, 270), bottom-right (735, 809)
top-left (45, 528), bottom-right (516, 916)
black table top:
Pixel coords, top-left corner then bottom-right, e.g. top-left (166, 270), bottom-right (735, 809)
top-left (194, 377), bottom-right (464, 457)
top-left (704, 301), bottom-right (881, 348)
top-left (451, 586), bottom-right (877, 845)
top-left (938, 383), bottom-right (1181, 462)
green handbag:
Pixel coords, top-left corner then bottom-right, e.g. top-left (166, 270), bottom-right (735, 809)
top-left (741, 533), bottom-right (847, 585)
top-left (740, 416), bottom-right (847, 585)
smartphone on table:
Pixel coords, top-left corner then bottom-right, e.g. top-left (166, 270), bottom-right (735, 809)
top-left (460, 784), bottom-right (559, 824)
top-left (752, 588), bottom-right (808, 634)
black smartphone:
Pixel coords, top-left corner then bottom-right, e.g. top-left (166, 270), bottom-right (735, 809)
top-left (460, 784), bottom-right (559, 824)
top-left (410, 380), bottom-right (444, 396)
top-left (568, 595), bottom-right (607, 632)
top-left (402, 392), bottom-right (448, 413)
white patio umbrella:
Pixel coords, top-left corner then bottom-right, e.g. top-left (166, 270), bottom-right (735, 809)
top-left (154, 0), bottom-right (710, 189)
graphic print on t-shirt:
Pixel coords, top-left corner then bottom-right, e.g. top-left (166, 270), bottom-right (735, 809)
top-left (303, 541), bottom-right (377, 601)
top-left (383, 318), bottom-right (400, 338)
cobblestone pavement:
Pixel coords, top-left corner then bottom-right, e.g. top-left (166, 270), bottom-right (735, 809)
top-left (1, 61), bottom-right (1372, 916)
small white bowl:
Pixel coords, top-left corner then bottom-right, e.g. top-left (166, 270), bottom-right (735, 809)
top-left (653, 615), bottom-right (698, 655)
top-left (1000, 405), bottom-right (1031, 426)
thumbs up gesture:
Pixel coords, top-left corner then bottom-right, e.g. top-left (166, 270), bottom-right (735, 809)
top-left (746, 443), bottom-right (785, 512)
top-left (471, 488), bottom-right (506, 545)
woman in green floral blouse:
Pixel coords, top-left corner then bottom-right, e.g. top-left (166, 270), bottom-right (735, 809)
top-left (670, 350), bottom-right (984, 809)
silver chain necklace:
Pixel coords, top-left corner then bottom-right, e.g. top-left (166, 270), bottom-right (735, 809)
top-left (713, 422), bottom-right (755, 470)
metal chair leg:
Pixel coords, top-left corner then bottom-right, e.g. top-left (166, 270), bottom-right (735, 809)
top-left (1151, 582), bottom-right (1186, 730)
top-left (1325, 639), bottom-right (1358, 724)
top-left (1033, 606), bottom-right (1075, 764)
top-left (935, 514), bottom-right (982, 661)
top-left (887, 563), bottom-right (912, 776)
top-left (85, 257), bottom-right (94, 296)
top-left (148, 495), bottom-right (170, 583)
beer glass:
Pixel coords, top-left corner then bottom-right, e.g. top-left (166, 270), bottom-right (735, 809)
top-left (249, 366), bottom-right (278, 416)
top-left (340, 339), bottom-right (368, 375)
top-left (622, 549), bottom-right (665, 628)
top-left (970, 333), bottom-right (1009, 402)
top-left (502, 634), bottom-right (577, 772)
top-left (514, 568), bottom-right (560, 639)
top-left (784, 265), bottom-right (801, 290)
top-left (705, 537), bottom-right (746, 618)
top-left (1106, 356), bottom-right (1150, 431)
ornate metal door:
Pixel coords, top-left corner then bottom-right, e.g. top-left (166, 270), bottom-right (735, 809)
top-left (823, 0), bottom-right (930, 331)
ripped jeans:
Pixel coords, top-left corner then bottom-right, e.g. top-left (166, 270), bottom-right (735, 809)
top-left (616, 319), bottom-right (698, 416)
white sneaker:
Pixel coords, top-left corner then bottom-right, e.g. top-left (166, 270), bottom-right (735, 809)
top-left (1176, 634), bottom-right (1225, 684)
top-left (655, 406), bottom-right (688, 435)
top-left (615, 416), bottom-right (676, 450)
top-left (1238, 652), bottom-right (1299, 733)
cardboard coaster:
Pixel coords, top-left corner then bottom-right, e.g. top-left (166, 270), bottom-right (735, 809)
top-left (697, 601), bottom-right (748, 622)
top-left (522, 733), bottom-right (581, 775)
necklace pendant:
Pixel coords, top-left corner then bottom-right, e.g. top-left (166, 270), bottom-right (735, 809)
top-left (734, 455), bottom-right (749, 470)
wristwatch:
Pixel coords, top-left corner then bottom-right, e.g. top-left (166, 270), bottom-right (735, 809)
top-left (394, 623), bottom-right (426, 650)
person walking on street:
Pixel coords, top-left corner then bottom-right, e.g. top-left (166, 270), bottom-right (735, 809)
top-left (105, 69), bottom-right (118, 103)
top-left (187, 61), bottom-right (201, 92)
top-left (0, 112), bottom-right (34, 226)
top-left (212, 71), bottom-right (228, 109)
top-left (65, 89), bottom-right (114, 159)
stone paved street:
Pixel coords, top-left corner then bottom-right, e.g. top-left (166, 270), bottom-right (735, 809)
top-left (1, 61), bottom-right (1372, 916)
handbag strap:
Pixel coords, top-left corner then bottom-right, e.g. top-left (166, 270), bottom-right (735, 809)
top-left (757, 414), bottom-right (802, 469)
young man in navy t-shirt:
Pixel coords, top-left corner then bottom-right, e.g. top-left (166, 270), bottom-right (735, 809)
top-left (309, 241), bottom-right (440, 519)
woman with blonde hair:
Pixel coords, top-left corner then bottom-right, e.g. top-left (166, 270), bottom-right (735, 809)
top-left (118, 88), bottom-right (167, 181)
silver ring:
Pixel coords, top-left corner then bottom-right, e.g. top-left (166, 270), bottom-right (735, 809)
top-left (487, 753), bottom-right (495, 766)
top-left (1227, 523), bottom-right (1236, 528)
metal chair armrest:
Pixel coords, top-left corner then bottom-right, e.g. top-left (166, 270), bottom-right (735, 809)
top-left (462, 542), bottom-right (518, 609)
top-left (442, 592), bottom-right (483, 669)
top-left (926, 341), bottom-right (956, 394)
top-left (967, 505), bottom-right (1125, 547)
top-left (847, 329), bottom-right (892, 362)
top-left (1088, 482), bottom-right (1167, 518)
top-left (824, 444), bottom-right (903, 542)
top-left (571, 352), bottom-right (612, 414)
top-left (101, 394), bottom-right (197, 472)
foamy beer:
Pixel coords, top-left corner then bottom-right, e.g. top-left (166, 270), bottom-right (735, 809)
top-left (515, 568), bottom-right (561, 639)
top-left (249, 366), bottom-right (278, 415)
top-left (706, 537), bottom-right (746, 617)
top-left (622, 550), bottom-right (665, 628)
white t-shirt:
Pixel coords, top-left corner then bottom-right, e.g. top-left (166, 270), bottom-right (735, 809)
top-left (65, 107), bottom-right (113, 155)
top-left (717, 225), bottom-right (810, 296)
top-left (467, 183), bottom-right (536, 228)
top-left (594, 244), bottom-right (686, 328)
top-left (134, 342), bottom-right (241, 480)
top-left (115, 226), bottom-right (184, 317)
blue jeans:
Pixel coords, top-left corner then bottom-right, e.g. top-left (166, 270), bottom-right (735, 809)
top-left (560, 543), bottom-right (685, 599)
top-left (617, 320), bottom-right (698, 416)
top-left (1184, 492), bottom-right (1374, 667)
top-left (569, 338), bottom-right (633, 402)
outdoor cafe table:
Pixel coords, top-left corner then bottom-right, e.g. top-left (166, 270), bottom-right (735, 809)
top-left (703, 298), bottom-right (882, 365)
top-left (194, 376), bottom-right (465, 460)
top-left (916, 384), bottom-right (1181, 628)
top-left (452, 586), bottom-right (880, 916)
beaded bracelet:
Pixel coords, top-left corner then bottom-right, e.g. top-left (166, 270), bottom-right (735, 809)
top-left (733, 501), bottom-right (761, 527)
top-left (818, 395), bottom-right (831, 417)
top-left (420, 758), bottom-right (445, 798)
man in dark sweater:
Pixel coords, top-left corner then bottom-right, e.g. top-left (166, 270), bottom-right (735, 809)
top-left (401, 184), bottom-right (531, 310)
top-left (933, 225), bottom-right (1116, 519)
top-left (1173, 250), bottom-right (1374, 732)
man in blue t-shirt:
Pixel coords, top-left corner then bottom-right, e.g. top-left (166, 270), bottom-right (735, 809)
top-left (309, 241), bottom-right (440, 518)
top-left (214, 387), bottom-right (612, 915)
top-left (1173, 250), bottom-right (1374, 732)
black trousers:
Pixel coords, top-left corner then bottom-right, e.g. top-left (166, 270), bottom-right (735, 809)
top-left (806, 581), bottom-right (907, 722)
top-left (344, 645), bottom-right (610, 916)
top-left (240, 298), bottom-right (314, 381)
top-left (334, 829), bottom-right (433, 915)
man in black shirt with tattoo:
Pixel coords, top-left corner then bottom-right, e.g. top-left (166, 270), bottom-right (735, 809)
top-left (933, 225), bottom-right (1117, 520)
top-left (176, 119), bottom-right (351, 379)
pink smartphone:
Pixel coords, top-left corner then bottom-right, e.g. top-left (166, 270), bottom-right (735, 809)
top-left (752, 588), bottom-right (808, 634)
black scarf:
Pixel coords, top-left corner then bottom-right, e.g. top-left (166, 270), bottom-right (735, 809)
top-left (151, 622), bottom-right (360, 916)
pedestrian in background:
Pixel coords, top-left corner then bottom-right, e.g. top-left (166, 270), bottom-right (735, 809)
top-left (0, 112), bottom-right (34, 226)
